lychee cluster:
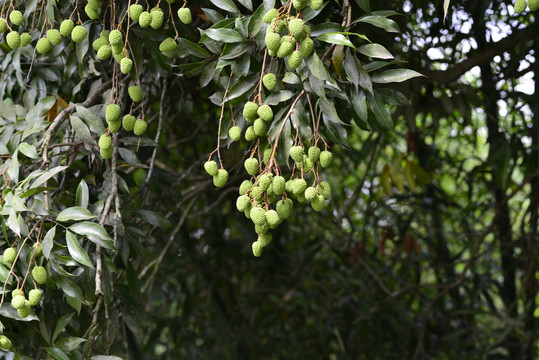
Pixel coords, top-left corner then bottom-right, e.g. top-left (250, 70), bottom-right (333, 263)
top-left (515, 0), bottom-right (539, 12)
top-left (100, 104), bottom-right (148, 159)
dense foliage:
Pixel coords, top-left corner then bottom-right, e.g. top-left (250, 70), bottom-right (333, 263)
top-left (0, 0), bottom-right (537, 359)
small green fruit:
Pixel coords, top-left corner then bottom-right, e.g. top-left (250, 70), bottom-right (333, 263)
top-left (300, 37), bottom-right (314, 57)
top-left (17, 300), bottom-right (31, 318)
top-left (178, 7), bottom-right (192, 24)
top-left (288, 50), bottom-right (303, 69)
top-left (263, 9), bottom-right (279, 23)
top-left (263, 73), bottom-right (277, 91)
top-left (265, 209), bottom-right (281, 227)
top-left (12, 289), bottom-right (24, 297)
top-left (108, 120), bottom-right (121, 133)
top-left (6, 31), bottom-right (21, 50)
top-left (106, 104), bottom-right (121, 123)
top-left (236, 195), bottom-right (251, 212)
top-left (36, 37), bottom-right (52, 54)
top-left (204, 160), bottom-right (218, 176)
top-left (0, 18), bottom-right (7, 33)
top-left (528, 0), bottom-right (538, 10)
top-left (258, 174), bottom-right (272, 191)
top-left (159, 37), bottom-right (177, 52)
top-left (97, 45), bottom-right (112, 60)
top-left (109, 29), bottom-right (123, 45)
top-left (213, 169), bottom-right (228, 187)
top-left (259, 233), bottom-right (272, 247)
top-left (111, 43), bottom-right (123, 55)
top-left (85, 4), bottom-right (100, 19)
top-left (304, 186), bottom-right (317, 201)
top-left (253, 118), bottom-right (266, 136)
top-left (100, 146), bottom-right (113, 160)
top-left (277, 40), bottom-right (294, 58)
top-left (265, 32), bottom-right (281, 52)
top-left (128, 85), bottom-right (142, 103)
top-left (92, 36), bottom-right (108, 51)
top-left (255, 221), bottom-right (270, 234)
top-left (9, 10), bottom-right (23, 26)
top-left (133, 119), bottom-right (148, 136)
top-left (514, 0), bottom-right (527, 12)
top-left (239, 180), bottom-right (253, 195)
top-left (319, 150), bottom-right (333, 167)
top-left (276, 198), bottom-right (292, 219)
top-left (11, 294), bottom-right (26, 309)
top-left (288, 18), bottom-right (304, 38)
top-left (308, 146), bottom-right (321, 162)
top-left (71, 25), bottom-right (87, 42)
top-left (122, 114), bottom-right (136, 131)
top-left (244, 158), bottom-right (259, 176)
top-left (0, 335), bottom-right (11, 350)
top-left (243, 101), bottom-right (259, 121)
top-left (33, 243), bottom-right (43, 257)
top-left (319, 181), bottom-right (331, 200)
top-left (293, 0), bottom-right (308, 9)
top-left (32, 266), bottom-right (47, 285)
top-left (130, 4), bottom-right (144, 21)
top-left (20, 32), bottom-right (32, 46)
top-left (251, 186), bottom-right (264, 201)
top-left (245, 126), bottom-right (256, 141)
top-left (303, 156), bottom-right (314, 173)
top-left (257, 104), bottom-right (273, 121)
top-left (150, 8), bottom-right (164, 29)
top-left (120, 57), bottom-right (133, 74)
top-left (88, 0), bottom-right (101, 10)
top-left (311, 194), bottom-right (325, 211)
top-left (293, 178), bottom-right (307, 196)
top-left (28, 289), bottom-right (42, 306)
top-left (310, 0), bottom-right (324, 10)
top-left (252, 241), bottom-right (263, 257)
top-left (228, 126), bottom-right (241, 141)
top-left (272, 176), bottom-right (285, 195)
top-left (263, 148), bottom-right (272, 164)
top-left (139, 11), bottom-right (152, 27)
top-left (99, 134), bottom-right (112, 150)
top-left (60, 19), bottom-right (75, 36)
top-left (289, 146), bottom-right (304, 163)
top-left (250, 207), bottom-right (267, 226)
top-left (3, 248), bottom-right (16, 264)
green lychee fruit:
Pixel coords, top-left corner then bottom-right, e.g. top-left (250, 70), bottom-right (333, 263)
top-left (150, 8), bottom-right (164, 29)
top-left (3, 248), bottom-right (16, 264)
top-left (259, 233), bottom-right (272, 247)
top-left (9, 10), bottom-right (23, 26)
top-left (288, 18), bottom-right (304, 38)
top-left (243, 101), bottom-right (259, 121)
top-left (236, 195), bottom-right (251, 212)
top-left (258, 174), bottom-right (272, 191)
top-left (265, 209), bottom-right (280, 227)
top-left (245, 126), bottom-right (256, 141)
top-left (92, 36), bottom-right (107, 51)
top-left (0, 335), bottom-right (11, 350)
top-left (6, 31), bottom-right (21, 49)
top-left (33, 243), bottom-right (43, 257)
top-left (250, 206), bottom-right (267, 225)
top-left (121, 57), bottom-right (133, 74)
top-left (128, 85), bottom-right (142, 103)
top-left (108, 120), bottom-right (121, 133)
top-left (122, 114), bottom-right (136, 131)
top-left (253, 118), bottom-right (266, 136)
top-left (99, 134), bottom-right (112, 150)
top-left (12, 289), bottom-right (24, 297)
top-left (28, 289), bottom-right (42, 306)
top-left (133, 119), bottom-right (148, 136)
top-left (36, 37), bottom-right (52, 54)
top-left (244, 158), bottom-right (259, 175)
top-left (11, 294), bottom-right (26, 309)
top-left (213, 169), bottom-right (228, 187)
top-left (178, 7), bottom-right (192, 24)
top-left (263, 9), bottom-right (279, 24)
top-left (239, 180), bottom-right (253, 195)
top-left (289, 146), bottom-right (304, 163)
top-left (109, 29), bottom-right (123, 45)
top-left (106, 104), bottom-right (121, 123)
top-left (300, 37), bottom-right (314, 57)
top-left (304, 186), bottom-right (317, 201)
top-left (276, 198), bottom-right (292, 219)
top-left (88, 0), bottom-right (100, 10)
top-left (20, 32), bottom-right (32, 46)
top-left (252, 241), bottom-right (263, 257)
top-left (293, 0), bottom-right (308, 9)
top-left (71, 26), bottom-right (87, 42)
top-left (111, 43), bottom-right (123, 55)
top-left (32, 266), bottom-right (47, 285)
top-left (60, 19), bottom-right (75, 36)
top-left (97, 45), bottom-right (112, 60)
top-left (308, 146), bottom-right (320, 162)
top-left (251, 186), bottom-right (264, 201)
top-left (293, 178), bottom-right (307, 195)
top-left (255, 221), bottom-right (270, 234)
top-left (263, 73), bottom-right (277, 91)
top-left (0, 18), bottom-right (7, 33)
top-left (311, 194), bottom-right (325, 211)
top-left (277, 40), bottom-right (294, 58)
top-left (272, 176), bottom-right (285, 195)
top-left (265, 32), bottom-right (281, 52)
top-left (17, 300), bottom-right (31, 318)
top-left (263, 148), bottom-right (272, 164)
top-left (85, 4), bottom-right (100, 19)
top-left (100, 145), bottom-right (113, 160)
top-left (303, 155), bottom-right (313, 173)
top-left (310, 0), bottom-right (324, 10)
top-left (228, 125), bottom-right (241, 141)
top-left (204, 160), bottom-right (218, 176)
top-left (257, 104), bottom-right (273, 121)
top-left (130, 4), bottom-right (144, 21)
top-left (514, 0), bottom-right (527, 12)
top-left (319, 181), bottom-right (331, 200)
top-left (288, 50), bottom-right (303, 69)
top-left (159, 37), bottom-right (177, 52)
top-left (528, 0), bottom-right (539, 10)
top-left (139, 11), bottom-right (152, 27)
top-left (285, 179), bottom-right (294, 193)
top-left (319, 150), bottom-right (332, 167)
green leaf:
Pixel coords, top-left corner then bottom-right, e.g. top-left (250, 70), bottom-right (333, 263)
top-left (237, 0), bottom-right (253, 11)
top-left (306, 52), bottom-right (329, 81)
top-left (357, 44), bottom-right (394, 59)
top-left (376, 88), bottom-right (410, 105)
top-left (66, 230), bottom-right (94, 268)
top-left (224, 74), bottom-right (259, 102)
top-left (371, 69), bottom-right (425, 83)
top-left (70, 116), bottom-right (95, 145)
top-left (351, 89), bottom-right (368, 128)
top-left (355, 0), bottom-right (370, 12)
top-left (367, 92), bottom-right (393, 130)
top-left (55, 337), bottom-right (86, 353)
top-left (57, 207), bottom-right (96, 222)
top-left (42, 226), bottom-right (56, 259)
top-left (52, 313), bottom-right (75, 343)
top-left (204, 29), bottom-right (245, 43)
top-left (75, 105), bottom-right (105, 134)
top-left (76, 179), bottom-right (89, 208)
top-left (7, 208), bottom-right (20, 237)
top-left (31, 166), bottom-right (68, 189)
top-left (356, 15), bottom-right (400, 33)
top-left (247, 4), bottom-right (265, 37)
top-left (56, 277), bottom-right (84, 302)
top-left (209, 0), bottom-right (240, 13)
top-left (134, 210), bottom-right (172, 230)
top-left (18, 143), bottom-right (40, 159)
top-left (316, 32), bottom-right (355, 48)
top-left (177, 38), bottom-right (212, 59)
top-left (319, 98), bottom-right (345, 125)
top-left (69, 222), bottom-right (114, 249)
top-left (265, 91), bottom-right (295, 106)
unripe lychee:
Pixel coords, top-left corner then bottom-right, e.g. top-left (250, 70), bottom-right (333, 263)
top-left (245, 126), bottom-right (256, 141)
top-left (259, 233), bottom-right (272, 247)
top-left (244, 158), bottom-right (259, 175)
top-left (277, 40), bottom-right (294, 58)
top-left (528, 0), bottom-right (539, 10)
top-left (300, 37), bottom-right (314, 57)
top-left (254, 118), bottom-right (266, 136)
top-left (32, 266), bottom-right (47, 285)
top-left (6, 31), bottom-right (21, 50)
top-left (289, 146), bottom-right (304, 163)
top-left (139, 11), bottom-right (152, 27)
top-left (88, 0), bottom-right (100, 9)
top-left (255, 221), bottom-right (269, 234)
top-left (319, 150), bottom-right (333, 167)
top-left (263, 9), bottom-right (279, 23)
top-left (257, 104), bottom-right (273, 121)
top-left (213, 169), bottom-right (228, 187)
top-left (265, 209), bottom-right (281, 227)
top-left (288, 18), bottom-right (304, 38)
top-left (228, 125), bottom-right (241, 141)
top-left (285, 179), bottom-right (294, 193)
top-left (244, 203), bottom-right (252, 218)
top-left (133, 119), bottom-right (147, 136)
top-left (310, 0), bottom-right (324, 10)
top-left (178, 7), bottom-right (192, 24)
top-left (121, 57), bottom-right (133, 74)
top-left (293, 0), bottom-right (308, 9)
top-left (304, 186), bottom-right (317, 201)
top-left (236, 195), bottom-right (251, 212)
top-left (311, 194), bottom-right (325, 211)
top-left (128, 85), bottom-right (142, 102)
top-left (120, 114), bottom-right (134, 131)
top-left (258, 174), bottom-right (271, 191)
top-left (71, 25), bottom-right (87, 42)
top-left (288, 50), bottom-right (303, 69)
top-left (12, 289), bottom-right (24, 297)
top-left (85, 4), bottom-right (99, 19)
top-left (99, 134), bottom-right (112, 150)
top-left (272, 176), bottom-right (285, 195)
top-left (28, 289), bottom-right (42, 306)
top-left (308, 146), bottom-right (320, 162)
top-left (271, 18), bottom-right (286, 33)
top-left (263, 148), bottom-right (272, 164)
top-left (319, 181), bottom-right (331, 199)
top-left (265, 32), bottom-right (281, 52)
top-left (17, 300), bottom-right (31, 318)
top-left (239, 180), bottom-right (253, 195)
top-left (92, 36), bottom-right (107, 51)
top-left (0, 335), bottom-right (11, 350)
top-left (33, 243), bottom-right (43, 257)
top-left (60, 19), bottom-right (75, 36)
top-left (514, 0), bottom-right (527, 12)
top-left (108, 120), bottom-right (121, 133)
top-left (150, 8), bottom-right (164, 29)
top-left (302, 156), bottom-right (314, 173)
top-left (36, 38), bottom-right (52, 54)
top-left (106, 104), bottom-right (121, 123)
top-left (97, 45), bottom-right (112, 60)
top-left (9, 10), bottom-right (23, 26)
top-left (250, 206), bottom-right (267, 225)
top-left (20, 32), bottom-right (32, 46)
top-left (100, 146), bottom-right (113, 160)
top-left (130, 4), bottom-right (144, 21)
top-left (252, 241), bottom-right (263, 257)
top-left (293, 178), bottom-right (307, 196)
top-left (0, 19), bottom-right (6, 33)
top-left (3, 248), bottom-right (16, 264)
top-left (204, 160), bottom-right (218, 176)
top-left (159, 37), bottom-right (177, 52)
top-left (111, 43), bottom-right (123, 55)
top-left (109, 29), bottom-right (123, 46)
top-left (276, 199), bottom-right (292, 219)
top-left (243, 101), bottom-right (259, 121)
top-left (11, 294), bottom-right (26, 309)
top-left (263, 73), bottom-right (277, 91)
top-left (251, 186), bottom-right (264, 201)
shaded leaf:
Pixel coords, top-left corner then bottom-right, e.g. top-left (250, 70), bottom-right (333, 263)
top-left (57, 207), bottom-right (96, 222)
top-left (204, 29), bottom-right (244, 43)
top-left (69, 222), bottom-right (114, 249)
top-left (66, 230), bottom-right (94, 268)
top-left (357, 44), bottom-right (394, 59)
top-left (372, 69), bottom-right (425, 83)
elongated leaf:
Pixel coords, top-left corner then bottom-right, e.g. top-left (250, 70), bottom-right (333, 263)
top-left (357, 15), bottom-right (400, 33)
top-left (316, 32), bottom-right (355, 48)
top-left (57, 207), bottom-right (96, 222)
top-left (210, 0), bottom-right (240, 13)
top-left (66, 231), bottom-right (94, 268)
top-left (306, 52), bottom-right (329, 81)
top-left (69, 222), bottom-right (114, 249)
top-left (371, 69), bottom-right (425, 83)
top-left (55, 337), bottom-right (86, 353)
top-left (31, 166), bottom-right (68, 189)
top-left (367, 92), bottom-right (393, 130)
top-left (319, 98), bottom-right (345, 125)
top-left (7, 208), bottom-right (20, 237)
top-left (18, 143), bottom-right (40, 159)
top-left (56, 277), bottom-right (84, 302)
top-left (42, 226), bottom-right (56, 259)
top-left (224, 74), bottom-right (258, 102)
top-left (247, 4), bottom-right (265, 37)
top-left (76, 179), bottom-right (89, 208)
top-left (177, 38), bottom-right (211, 58)
top-left (237, 0), bottom-right (253, 11)
top-left (357, 44), bottom-right (394, 59)
top-left (204, 29), bottom-right (244, 43)
top-left (52, 313), bottom-right (74, 343)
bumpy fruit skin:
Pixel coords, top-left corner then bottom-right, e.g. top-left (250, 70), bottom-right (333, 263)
top-left (252, 241), bottom-right (263, 257)
top-left (272, 177), bottom-right (285, 195)
top-left (88, 0), bottom-right (100, 9)
top-left (178, 8), bottom-right (192, 24)
top-left (514, 0), bottom-right (528, 12)
top-left (130, 4), bottom-right (144, 21)
top-left (300, 37), bottom-right (314, 57)
top-left (250, 207), bottom-right (267, 226)
top-left (253, 118), bottom-right (266, 136)
top-left (17, 300), bottom-right (31, 318)
top-left (139, 12), bottom-right (152, 27)
top-left (310, 0), bottom-right (324, 10)
top-left (204, 160), bottom-right (218, 176)
top-left (308, 146), bottom-right (321, 162)
top-left (20, 32), bottom-right (32, 47)
top-left (213, 169), bottom-right (228, 187)
top-left (263, 73), bottom-right (277, 91)
top-left (9, 10), bottom-right (23, 26)
top-left (293, 0), bottom-right (308, 9)
top-left (243, 101), bottom-right (259, 121)
top-left (6, 31), bottom-right (21, 50)
top-left (288, 18), bottom-right (304, 38)
top-left (12, 289), bottom-right (24, 297)
top-left (263, 9), bottom-right (279, 24)
top-left (293, 179), bottom-right (307, 195)
top-left (92, 36), bottom-right (107, 51)
top-left (71, 26), bottom-right (87, 42)
top-left (36, 38), bottom-right (52, 54)
top-left (265, 32), bottom-right (281, 52)
top-left (255, 221), bottom-right (270, 234)
top-left (0, 335), bottom-right (11, 350)
top-left (11, 294), bottom-right (26, 309)
top-left (100, 146), bottom-right (113, 159)
top-left (236, 195), bottom-right (251, 212)
top-left (239, 180), bottom-right (253, 195)
top-left (108, 120), bottom-right (121, 133)
top-left (244, 158), bottom-right (259, 176)
top-left (128, 85), bottom-right (142, 102)
top-left (257, 105), bottom-right (273, 121)
top-left (109, 29), bottom-right (123, 46)
top-left (528, 0), bottom-right (539, 10)
top-left (122, 114), bottom-right (136, 131)
top-left (304, 186), bottom-right (317, 201)
top-left (288, 50), bottom-right (303, 69)
top-left (60, 19), bottom-right (75, 36)
top-left (111, 43), bottom-right (123, 55)
top-left (133, 119), bottom-right (148, 136)
top-left (277, 40), bottom-right (294, 58)
top-left (289, 146), bottom-right (304, 163)
top-left (106, 104), bottom-right (121, 123)
top-left (303, 156), bottom-right (313, 173)
top-left (276, 199), bottom-right (292, 219)
top-left (97, 45), bottom-right (112, 60)
top-left (319, 150), bottom-right (333, 167)
top-left (3, 248), bottom-right (16, 264)
top-left (150, 9), bottom-right (164, 29)
top-left (159, 37), bottom-right (177, 52)
top-left (259, 233), bottom-right (272, 247)
top-left (0, 18), bottom-right (7, 33)
top-left (120, 57), bottom-right (133, 74)
top-left (319, 181), bottom-right (331, 199)
top-left (33, 243), bottom-right (43, 257)
top-left (99, 134), bottom-right (112, 150)
top-left (228, 126), bottom-right (241, 141)
top-left (32, 266), bottom-right (47, 285)
top-left (245, 126), bottom-right (256, 141)
top-left (265, 210), bottom-right (281, 227)
top-left (85, 4), bottom-right (100, 19)
top-left (28, 289), bottom-right (42, 306)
